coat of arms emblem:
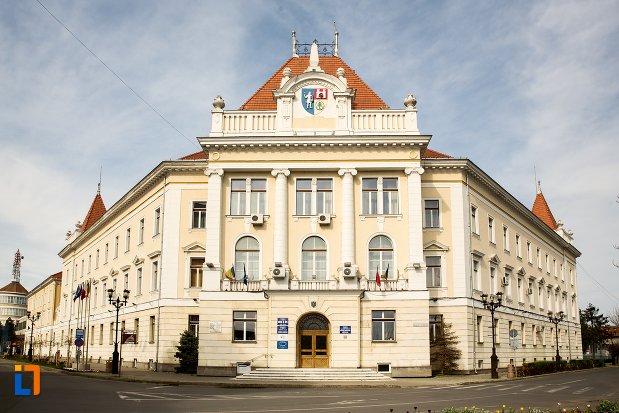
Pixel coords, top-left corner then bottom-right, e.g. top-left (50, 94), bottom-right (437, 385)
top-left (301, 88), bottom-right (328, 115)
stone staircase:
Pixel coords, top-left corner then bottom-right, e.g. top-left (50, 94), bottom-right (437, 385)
top-left (233, 368), bottom-right (394, 381)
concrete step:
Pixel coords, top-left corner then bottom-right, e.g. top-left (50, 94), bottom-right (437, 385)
top-left (234, 368), bottom-right (394, 381)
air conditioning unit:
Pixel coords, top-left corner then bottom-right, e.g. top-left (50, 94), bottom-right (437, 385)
top-left (502, 276), bottom-right (510, 286)
top-left (317, 213), bottom-right (331, 225)
top-left (271, 267), bottom-right (285, 278)
top-left (250, 214), bottom-right (264, 225)
top-left (527, 288), bottom-right (533, 295)
top-left (339, 264), bottom-right (357, 278)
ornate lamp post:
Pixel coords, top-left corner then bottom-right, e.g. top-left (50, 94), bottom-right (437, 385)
top-left (26, 311), bottom-right (40, 362)
top-left (548, 311), bottom-right (565, 363)
top-left (481, 292), bottom-right (503, 379)
top-left (107, 288), bottom-right (129, 374)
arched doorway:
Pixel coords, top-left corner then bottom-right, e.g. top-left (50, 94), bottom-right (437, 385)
top-left (297, 313), bottom-right (330, 368)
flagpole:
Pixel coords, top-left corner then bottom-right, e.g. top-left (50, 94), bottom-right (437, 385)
top-left (85, 281), bottom-right (92, 368)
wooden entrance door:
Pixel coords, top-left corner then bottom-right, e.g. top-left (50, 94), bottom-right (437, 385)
top-left (298, 314), bottom-right (330, 368)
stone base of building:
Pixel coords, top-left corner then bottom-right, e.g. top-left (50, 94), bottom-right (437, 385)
top-left (391, 365), bottom-right (432, 378)
top-left (198, 365), bottom-right (237, 377)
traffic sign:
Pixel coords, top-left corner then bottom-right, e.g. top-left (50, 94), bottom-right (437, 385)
top-left (74, 338), bottom-right (84, 347)
top-left (76, 328), bottom-right (85, 339)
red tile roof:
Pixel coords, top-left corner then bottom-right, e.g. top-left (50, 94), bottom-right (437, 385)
top-left (241, 56), bottom-right (389, 111)
top-left (422, 149), bottom-right (451, 159)
top-left (81, 192), bottom-right (106, 232)
top-left (178, 151), bottom-right (207, 160)
top-left (0, 281), bottom-right (28, 294)
top-left (532, 190), bottom-right (558, 230)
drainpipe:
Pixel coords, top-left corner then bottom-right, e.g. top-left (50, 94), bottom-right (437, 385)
top-left (155, 174), bottom-right (167, 371)
top-left (358, 291), bottom-right (364, 368)
top-left (465, 172), bottom-right (478, 374)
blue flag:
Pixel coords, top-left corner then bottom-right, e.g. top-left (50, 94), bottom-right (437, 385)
top-left (243, 264), bottom-right (248, 286)
top-left (73, 284), bottom-right (82, 301)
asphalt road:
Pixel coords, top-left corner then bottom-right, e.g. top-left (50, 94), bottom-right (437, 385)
top-left (1, 361), bottom-right (617, 413)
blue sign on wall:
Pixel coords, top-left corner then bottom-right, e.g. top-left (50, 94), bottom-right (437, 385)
top-left (340, 326), bottom-right (352, 334)
top-left (277, 318), bottom-right (289, 334)
top-left (277, 341), bottom-right (288, 349)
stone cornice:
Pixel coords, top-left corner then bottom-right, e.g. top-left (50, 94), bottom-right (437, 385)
top-left (59, 160), bottom-right (207, 258)
top-left (423, 158), bottom-right (581, 258)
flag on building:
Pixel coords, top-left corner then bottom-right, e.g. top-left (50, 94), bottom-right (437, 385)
top-left (383, 264), bottom-right (389, 280)
top-left (81, 283), bottom-right (87, 300)
top-left (243, 264), bottom-right (248, 286)
top-left (224, 266), bottom-right (235, 280)
top-left (85, 280), bottom-right (91, 298)
top-left (375, 266), bottom-right (381, 287)
top-left (73, 284), bottom-right (82, 301)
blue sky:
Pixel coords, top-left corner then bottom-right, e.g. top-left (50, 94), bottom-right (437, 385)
top-left (1, 0), bottom-right (618, 316)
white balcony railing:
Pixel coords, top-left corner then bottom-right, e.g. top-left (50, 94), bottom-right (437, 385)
top-left (222, 280), bottom-right (263, 292)
top-left (221, 277), bottom-right (409, 292)
top-left (351, 110), bottom-right (409, 132)
top-left (222, 112), bottom-right (277, 133)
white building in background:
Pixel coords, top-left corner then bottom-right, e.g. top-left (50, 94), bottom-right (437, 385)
top-left (56, 35), bottom-right (581, 376)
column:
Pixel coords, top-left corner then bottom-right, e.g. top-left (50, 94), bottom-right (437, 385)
top-left (204, 167), bottom-right (223, 291)
top-left (338, 168), bottom-right (357, 266)
top-left (271, 169), bottom-right (290, 265)
top-left (405, 166), bottom-right (426, 290)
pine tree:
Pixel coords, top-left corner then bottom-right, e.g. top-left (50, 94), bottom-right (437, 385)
top-left (580, 303), bottom-right (610, 357)
top-left (430, 322), bottom-right (462, 374)
top-left (174, 329), bottom-right (198, 374)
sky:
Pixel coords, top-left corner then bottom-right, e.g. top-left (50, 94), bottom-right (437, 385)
top-left (1, 0), bottom-right (618, 316)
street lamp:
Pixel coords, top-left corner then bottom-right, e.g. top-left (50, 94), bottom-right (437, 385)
top-left (26, 311), bottom-right (40, 362)
top-left (481, 292), bottom-right (503, 379)
top-left (108, 288), bottom-right (129, 374)
top-left (548, 310), bottom-right (565, 363)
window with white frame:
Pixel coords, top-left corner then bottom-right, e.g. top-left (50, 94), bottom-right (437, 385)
top-left (503, 270), bottom-right (511, 295)
top-left (517, 277), bottom-right (524, 302)
top-left (125, 228), bottom-right (131, 252)
top-left (230, 178), bottom-right (266, 215)
top-left (516, 234), bottom-right (522, 258)
top-left (138, 218), bottom-right (144, 244)
top-left (124, 272), bottom-right (129, 291)
top-left (473, 259), bottom-right (481, 290)
top-left (537, 247), bottom-right (541, 268)
top-left (553, 258), bottom-right (557, 277)
top-left (368, 235), bottom-right (394, 279)
top-left (190, 257), bottom-right (204, 288)
top-left (192, 201), bottom-right (207, 228)
top-left (425, 256), bottom-right (442, 288)
top-left (233, 311), bottom-right (256, 341)
top-left (429, 314), bottom-right (443, 343)
top-left (372, 310), bottom-right (395, 341)
top-left (538, 284), bottom-right (543, 309)
top-left (104, 243), bottom-right (109, 264)
top-left (526, 241), bottom-right (532, 264)
top-left (114, 236), bottom-right (119, 259)
top-left (424, 200), bottom-right (440, 228)
top-left (151, 260), bottom-right (159, 291)
top-left (136, 268), bottom-right (142, 295)
top-left (490, 266), bottom-right (497, 294)
top-left (545, 254), bottom-right (550, 273)
top-left (503, 226), bottom-right (509, 251)
top-left (471, 205), bottom-right (479, 234)
top-left (361, 177), bottom-right (399, 215)
top-left (81, 260), bottom-right (84, 277)
top-left (477, 315), bottom-right (483, 343)
top-left (301, 236), bottom-right (327, 281)
top-left (188, 315), bottom-right (199, 338)
top-left (149, 316), bottom-right (156, 343)
top-left (234, 236), bottom-right (260, 281)
top-left (88, 255), bottom-right (91, 273)
top-left (93, 286), bottom-right (97, 307)
top-left (153, 208), bottom-right (161, 236)
top-left (295, 178), bottom-right (333, 215)
top-left (488, 217), bottom-right (495, 243)
top-left (95, 249), bottom-right (100, 269)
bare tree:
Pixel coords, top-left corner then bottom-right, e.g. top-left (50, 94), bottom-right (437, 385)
top-left (610, 307), bottom-right (619, 326)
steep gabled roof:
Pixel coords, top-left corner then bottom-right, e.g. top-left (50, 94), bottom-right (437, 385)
top-left (82, 191), bottom-right (106, 232)
top-left (241, 56), bottom-right (389, 111)
top-left (422, 149), bottom-right (451, 159)
top-left (178, 151), bottom-right (207, 160)
top-left (532, 184), bottom-right (558, 230)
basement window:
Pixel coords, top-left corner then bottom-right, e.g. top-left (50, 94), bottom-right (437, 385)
top-left (377, 363), bottom-right (391, 373)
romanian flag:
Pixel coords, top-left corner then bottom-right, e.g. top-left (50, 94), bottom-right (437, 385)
top-left (224, 266), bottom-right (235, 280)
top-left (375, 266), bottom-right (381, 287)
top-left (80, 283), bottom-right (87, 300)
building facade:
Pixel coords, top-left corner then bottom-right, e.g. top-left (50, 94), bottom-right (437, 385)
top-left (56, 38), bottom-right (581, 376)
top-left (24, 272), bottom-right (62, 360)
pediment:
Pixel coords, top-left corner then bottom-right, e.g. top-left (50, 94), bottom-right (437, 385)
top-left (182, 242), bottom-right (206, 253)
top-left (423, 240), bottom-right (450, 252)
top-left (133, 255), bottom-right (144, 266)
top-left (489, 254), bottom-right (501, 265)
top-left (120, 265), bottom-right (131, 272)
top-left (471, 249), bottom-right (485, 258)
top-left (109, 269), bottom-right (118, 277)
top-left (517, 267), bottom-right (526, 276)
top-left (147, 250), bottom-right (161, 259)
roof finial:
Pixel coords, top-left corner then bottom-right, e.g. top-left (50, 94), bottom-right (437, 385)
top-left (309, 40), bottom-right (320, 68)
top-left (333, 22), bottom-right (339, 57)
top-left (98, 165), bottom-right (102, 195)
top-left (292, 31), bottom-right (298, 58)
top-left (537, 180), bottom-right (542, 194)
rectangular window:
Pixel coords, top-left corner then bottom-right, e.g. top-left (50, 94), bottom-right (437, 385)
top-left (125, 228), bottom-right (131, 252)
top-left (149, 316), bottom-right (156, 343)
top-left (516, 234), bottom-right (521, 258)
top-left (473, 259), bottom-right (481, 290)
top-left (81, 260), bottom-right (84, 277)
top-left (477, 315), bottom-right (483, 343)
top-left (553, 258), bottom-right (557, 277)
top-left (95, 249), bottom-right (100, 269)
top-left (134, 318), bottom-right (139, 344)
top-left (99, 324), bottom-right (103, 345)
top-left (429, 314), bottom-right (443, 343)
top-left (471, 205), bottom-right (479, 234)
top-left (362, 177), bottom-right (398, 215)
top-left (136, 268), bottom-right (142, 295)
top-left (139, 219), bottom-right (144, 244)
top-left (93, 286), bottom-right (97, 307)
top-left (112, 277), bottom-right (117, 293)
top-left (537, 248), bottom-right (541, 269)
top-left (124, 272), bottom-right (129, 291)
top-left (295, 178), bottom-right (333, 215)
top-left (518, 277), bottom-right (524, 302)
top-left (154, 208), bottom-right (161, 236)
top-left (372, 310), bottom-right (395, 341)
top-left (109, 322), bottom-right (114, 345)
top-left (188, 315), bottom-right (199, 338)
top-left (426, 256), bottom-right (442, 287)
top-left (190, 258), bottom-right (205, 288)
top-left (521, 322), bottom-right (526, 345)
top-left (494, 319), bottom-right (500, 344)
top-left (114, 236), bottom-right (119, 259)
top-left (233, 311), bottom-right (256, 341)
top-left (104, 243), bottom-right (109, 264)
top-left (192, 201), bottom-right (207, 228)
top-left (545, 254), bottom-right (550, 273)
top-left (90, 325), bottom-right (95, 345)
top-left (527, 241), bottom-right (532, 264)
top-left (316, 178), bottom-right (333, 214)
top-left (424, 200), bottom-right (440, 228)
top-left (295, 179), bottom-right (312, 215)
top-left (532, 325), bottom-right (537, 346)
top-left (250, 179), bottom-right (266, 214)
top-left (488, 217), bottom-right (495, 243)
top-left (230, 179), bottom-right (267, 215)
top-left (88, 255), bottom-right (91, 273)
top-left (102, 282), bottom-right (107, 303)
top-left (151, 261), bottom-right (159, 291)
top-left (503, 226), bottom-right (509, 251)
top-left (230, 179), bottom-right (247, 215)
top-left (490, 266), bottom-right (497, 294)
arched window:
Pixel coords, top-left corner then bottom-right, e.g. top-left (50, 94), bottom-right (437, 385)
top-left (234, 236), bottom-right (260, 281)
top-left (369, 235), bottom-right (394, 279)
top-left (301, 236), bottom-right (327, 280)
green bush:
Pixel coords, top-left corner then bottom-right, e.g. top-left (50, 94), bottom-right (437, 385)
top-left (596, 400), bottom-right (619, 413)
top-left (520, 359), bottom-right (604, 376)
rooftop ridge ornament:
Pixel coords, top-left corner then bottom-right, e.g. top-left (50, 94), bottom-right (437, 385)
top-left (305, 41), bottom-right (323, 72)
top-left (12, 249), bottom-right (24, 283)
top-left (291, 29), bottom-right (339, 57)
